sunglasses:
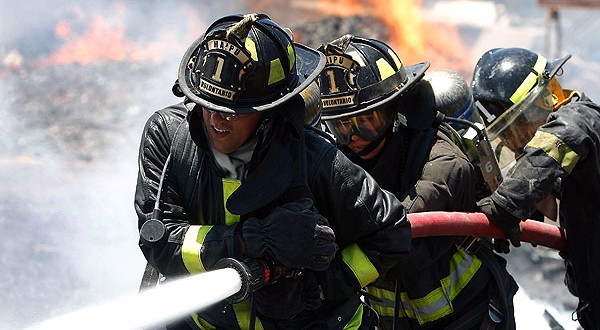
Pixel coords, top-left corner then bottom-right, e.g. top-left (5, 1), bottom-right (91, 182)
top-left (205, 108), bottom-right (253, 122)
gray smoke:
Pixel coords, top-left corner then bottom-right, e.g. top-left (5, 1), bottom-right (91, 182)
top-left (2, 1), bottom-right (599, 329)
top-left (0, 1), bottom-right (247, 328)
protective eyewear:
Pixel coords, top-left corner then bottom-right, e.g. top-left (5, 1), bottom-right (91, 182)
top-left (205, 108), bottom-right (248, 122)
top-left (324, 107), bottom-right (397, 145)
top-left (479, 81), bottom-right (554, 153)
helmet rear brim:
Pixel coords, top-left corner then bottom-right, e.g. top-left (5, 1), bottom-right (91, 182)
top-left (548, 54), bottom-right (571, 79)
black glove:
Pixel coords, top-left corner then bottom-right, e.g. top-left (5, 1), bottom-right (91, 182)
top-left (242, 198), bottom-right (337, 271)
top-left (255, 271), bottom-right (323, 320)
top-left (477, 197), bottom-right (523, 252)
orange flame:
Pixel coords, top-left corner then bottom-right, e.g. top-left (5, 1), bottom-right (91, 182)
top-left (252, 0), bottom-right (470, 75)
top-left (42, 15), bottom-right (161, 65)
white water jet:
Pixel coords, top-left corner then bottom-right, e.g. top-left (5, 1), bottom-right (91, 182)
top-left (28, 268), bottom-right (242, 330)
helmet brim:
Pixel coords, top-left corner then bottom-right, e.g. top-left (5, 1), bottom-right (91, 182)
top-left (321, 61), bottom-right (430, 120)
top-left (178, 41), bottom-right (326, 114)
top-left (548, 54), bottom-right (571, 79)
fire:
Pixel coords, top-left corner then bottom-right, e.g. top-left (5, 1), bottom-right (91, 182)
top-left (252, 0), bottom-right (470, 75)
top-left (292, 0), bottom-right (366, 17)
top-left (41, 8), bottom-right (167, 66)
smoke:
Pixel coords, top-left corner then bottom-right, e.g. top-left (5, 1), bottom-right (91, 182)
top-left (0, 0), bottom-right (248, 328)
top-left (2, 0), bottom-right (599, 329)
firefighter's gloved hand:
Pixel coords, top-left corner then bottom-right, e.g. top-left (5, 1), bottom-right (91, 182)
top-left (477, 197), bottom-right (522, 251)
top-left (242, 198), bottom-right (336, 271)
top-left (256, 271), bottom-right (323, 319)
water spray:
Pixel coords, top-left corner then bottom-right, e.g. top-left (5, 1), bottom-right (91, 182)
top-left (27, 212), bottom-right (567, 329)
top-left (27, 258), bottom-right (284, 330)
top-left (27, 267), bottom-right (242, 330)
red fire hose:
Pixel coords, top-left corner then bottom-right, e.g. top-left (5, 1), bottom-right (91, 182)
top-left (407, 212), bottom-right (567, 252)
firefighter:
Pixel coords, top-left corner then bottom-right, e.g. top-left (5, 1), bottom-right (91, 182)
top-left (472, 47), bottom-right (600, 330)
top-left (135, 14), bottom-right (412, 330)
top-left (318, 35), bottom-right (517, 329)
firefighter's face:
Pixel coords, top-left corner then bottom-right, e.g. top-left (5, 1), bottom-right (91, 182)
top-left (202, 108), bottom-right (261, 154)
top-left (325, 107), bottom-right (394, 159)
top-left (498, 114), bottom-right (545, 154)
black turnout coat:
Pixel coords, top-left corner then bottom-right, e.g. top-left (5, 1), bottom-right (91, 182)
top-left (135, 100), bottom-right (412, 329)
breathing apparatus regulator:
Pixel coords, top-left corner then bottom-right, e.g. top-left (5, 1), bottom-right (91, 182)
top-left (425, 69), bottom-right (503, 192)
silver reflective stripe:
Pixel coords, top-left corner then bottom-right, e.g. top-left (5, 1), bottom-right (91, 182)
top-left (367, 248), bottom-right (482, 324)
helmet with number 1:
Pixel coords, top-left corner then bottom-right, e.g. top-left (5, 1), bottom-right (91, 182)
top-left (176, 13), bottom-right (325, 114)
top-left (471, 47), bottom-right (571, 152)
top-left (318, 34), bottom-right (429, 145)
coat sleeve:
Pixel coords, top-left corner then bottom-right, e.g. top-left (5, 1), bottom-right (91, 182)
top-left (402, 132), bottom-right (479, 213)
top-left (135, 105), bottom-right (191, 275)
top-left (135, 104), bottom-right (242, 276)
top-left (493, 100), bottom-right (600, 219)
top-left (309, 144), bottom-right (412, 304)
top-left (393, 132), bottom-right (479, 275)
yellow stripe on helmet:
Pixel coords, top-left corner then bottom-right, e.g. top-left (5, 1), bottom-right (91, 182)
top-left (376, 58), bottom-right (395, 80)
top-left (509, 55), bottom-right (547, 104)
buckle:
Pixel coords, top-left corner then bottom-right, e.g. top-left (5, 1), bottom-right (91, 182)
top-left (458, 236), bottom-right (481, 255)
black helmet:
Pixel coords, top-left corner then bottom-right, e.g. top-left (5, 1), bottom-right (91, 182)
top-left (471, 47), bottom-right (571, 150)
top-left (318, 34), bottom-right (430, 120)
top-left (471, 47), bottom-right (570, 127)
top-left (177, 13), bottom-right (325, 114)
top-left (424, 68), bottom-right (481, 124)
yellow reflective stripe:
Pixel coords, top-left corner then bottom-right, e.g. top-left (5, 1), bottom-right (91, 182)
top-left (233, 300), bottom-right (264, 330)
top-left (366, 248), bottom-right (481, 325)
top-left (191, 313), bottom-right (216, 329)
top-left (376, 58), bottom-right (395, 80)
top-left (526, 130), bottom-right (580, 174)
top-left (343, 303), bottom-right (364, 330)
top-left (387, 49), bottom-right (402, 72)
top-left (365, 287), bottom-right (405, 317)
top-left (347, 50), bottom-right (366, 67)
top-left (182, 225), bottom-right (213, 274)
top-left (244, 38), bottom-right (258, 61)
top-left (341, 244), bottom-right (379, 288)
top-left (365, 287), bottom-right (416, 318)
top-left (222, 178), bottom-right (241, 225)
top-left (287, 43), bottom-right (295, 73)
top-left (190, 301), bottom-right (264, 330)
top-left (510, 55), bottom-right (547, 104)
top-left (268, 58), bottom-right (285, 85)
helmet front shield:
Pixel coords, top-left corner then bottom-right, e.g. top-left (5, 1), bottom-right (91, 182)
top-left (480, 77), bottom-right (554, 153)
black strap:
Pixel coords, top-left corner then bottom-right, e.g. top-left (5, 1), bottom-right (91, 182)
top-left (475, 247), bottom-right (518, 330)
top-left (138, 262), bottom-right (161, 292)
top-left (138, 116), bottom-right (189, 293)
